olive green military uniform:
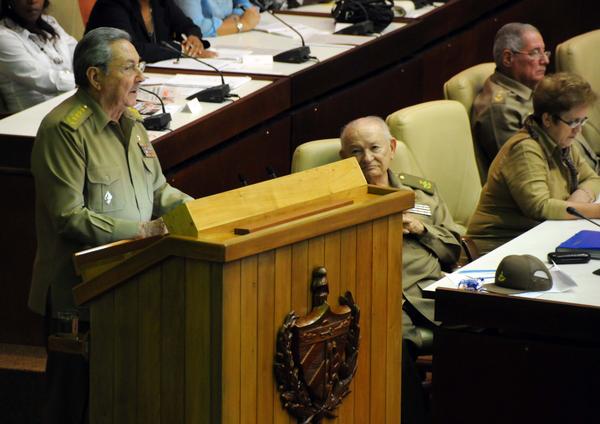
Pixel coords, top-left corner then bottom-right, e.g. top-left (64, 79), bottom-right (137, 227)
top-left (468, 119), bottom-right (600, 243)
top-left (29, 89), bottom-right (193, 318)
top-left (472, 70), bottom-right (600, 174)
top-left (389, 171), bottom-right (462, 348)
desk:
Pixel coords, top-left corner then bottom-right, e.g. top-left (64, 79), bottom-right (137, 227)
top-left (429, 220), bottom-right (600, 423)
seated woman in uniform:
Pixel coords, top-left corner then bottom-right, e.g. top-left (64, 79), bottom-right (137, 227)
top-left (0, 0), bottom-right (77, 114)
top-left (175, 0), bottom-right (260, 37)
top-left (468, 72), bottom-right (600, 251)
top-left (86, 0), bottom-right (215, 63)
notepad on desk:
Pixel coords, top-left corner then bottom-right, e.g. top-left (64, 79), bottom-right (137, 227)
top-left (556, 230), bottom-right (600, 259)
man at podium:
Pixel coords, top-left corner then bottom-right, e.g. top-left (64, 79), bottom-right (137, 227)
top-left (29, 27), bottom-right (192, 424)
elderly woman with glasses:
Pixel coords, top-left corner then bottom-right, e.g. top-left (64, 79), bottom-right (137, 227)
top-left (467, 72), bottom-right (600, 251)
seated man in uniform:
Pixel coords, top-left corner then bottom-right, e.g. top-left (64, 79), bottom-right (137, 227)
top-left (29, 27), bottom-right (193, 423)
top-left (472, 22), bottom-right (599, 175)
top-left (339, 116), bottom-right (462, 423)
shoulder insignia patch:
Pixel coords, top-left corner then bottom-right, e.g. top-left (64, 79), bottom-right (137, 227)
top-left (492, 90), bottom-right (506, 104)
top-left (398, 173), bottom-right (435, 195)
top-left (61, 104), bottom-right (92, 130)
top-left (126, 107), bottom-right (144, 122)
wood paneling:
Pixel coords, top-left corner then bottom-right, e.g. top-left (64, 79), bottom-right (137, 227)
top-left (222, 260), bottom-right (242, 424)
top-left (160, 258), bottom-right (186, 424)
top-left (138, 267), bottom-right (162, 424)
top-left (90, 293), bottom-right (115, 424)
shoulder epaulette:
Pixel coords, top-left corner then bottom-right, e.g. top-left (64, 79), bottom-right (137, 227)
top-left (61, 104), bottom-right (92, 130)
top-left (492, 90), bottom-right (506, 104)
top-left (397, 173), bottom-right (435, 195)
top-left (126, 106), bottom-right (144, 122)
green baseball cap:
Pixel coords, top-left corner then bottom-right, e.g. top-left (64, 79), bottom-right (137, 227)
top-left (484, 254), bottom-right (552, 294)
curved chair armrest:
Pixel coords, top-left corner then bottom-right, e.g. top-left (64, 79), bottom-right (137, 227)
top-left (460, 235), bottom-right (481, 263)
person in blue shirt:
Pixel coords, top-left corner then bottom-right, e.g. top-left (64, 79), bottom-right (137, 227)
top-left (175, 0), bottom-right (260, 37)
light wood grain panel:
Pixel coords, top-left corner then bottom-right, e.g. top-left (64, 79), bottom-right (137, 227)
top-left (222, 260), bottom-right (241, 424)
top-left (164, 158), bottom-right (366, 237)
top-left (337, 226), bottom-right (357, 424)
top-left (291, 241), bottom-right (309, 318)
top-left (385, 214), bottom-right (403, 423)
top-left (323, 231), bottom-right (341, 424)
top-left (114, 277), bottom-right (138, 424)
top-left (161, 257), bottom-right (186, 424)
top-left (185, 260), bottom-right (212, 424)
top-left (138, 266), bottom-right (162, 424)
top-left (354, 222), bottom-right (373, 423)
top-left (90, 293), bottom-right (115, 424)
top-left (324, 231), bottom-right (341, 303)
top-left (273, 246), bottom-right (292, 424)
top-left (307, 236), bottom-right (325, 310)
top-left (210, 265), bottom-right (224, 423)
top-left (257, 251), bottom-right (276, 424)
top-left (370, 218), bottom-right (388, 424)
top-left (240, 256), bottom-right (259, 424)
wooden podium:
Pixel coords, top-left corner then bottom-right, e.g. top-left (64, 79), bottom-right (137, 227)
top-left (73, 158), bottom-right (414, 424)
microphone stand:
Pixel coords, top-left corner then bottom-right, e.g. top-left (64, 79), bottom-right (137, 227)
top-left (267, 11), bottom-right (312, 64)
top-left (138, 87), bottom-right (172, 131)
top-left (566, 206), bottom-right (600, 230)
top-left (160, 41), bottom-right (231, 103)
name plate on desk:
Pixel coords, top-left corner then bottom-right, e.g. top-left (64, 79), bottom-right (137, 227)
top-left (181, 98), bottom-right (202, 114)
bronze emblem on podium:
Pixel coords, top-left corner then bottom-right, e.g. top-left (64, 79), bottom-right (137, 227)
top-left (274, 267), bottom-right (360, 423)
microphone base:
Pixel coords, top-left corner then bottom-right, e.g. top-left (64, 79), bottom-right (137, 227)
top-left (273, 46), bottom-right (311, 64)
top-left (186, 84), bottom-right (231, 103)
top-left (143, 112), bottom-right (172, 131)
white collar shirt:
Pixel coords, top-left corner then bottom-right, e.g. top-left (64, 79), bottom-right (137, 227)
top-left (0, 15), bottom-right (77, 114)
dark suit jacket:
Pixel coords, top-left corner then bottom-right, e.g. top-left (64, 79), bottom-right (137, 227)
top-left (86, 0), bottom-right (209, 63)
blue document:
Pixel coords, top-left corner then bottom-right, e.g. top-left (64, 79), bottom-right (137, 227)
top-left (556, 230), bottom-right (600, 259)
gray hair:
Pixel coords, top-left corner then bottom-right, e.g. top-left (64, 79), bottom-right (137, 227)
top-left (340, 116), bottom-right (393, 145)
top-left (493, 23), bottom-right (541, 68)
top-left (73, 27), bottom-right (131, 88)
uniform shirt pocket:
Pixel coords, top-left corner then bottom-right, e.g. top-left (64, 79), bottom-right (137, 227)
top-left (86, 166), bottom-right (126, 213)
top-left (141, 157), bottom-right (157, 205)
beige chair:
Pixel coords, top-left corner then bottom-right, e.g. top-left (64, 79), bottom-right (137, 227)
top-left (556, 30), bottom-right (600, 153)
top-left (443, 62), bottom-right (495, 117)
top-left (443, 62), bottom-right (495, 182)
top-left (47, 0), bottom-right (87, 39)
top-left (291, 138), bottom-right (424, 176)
top-left (386, 100), bottom-right (481, 234)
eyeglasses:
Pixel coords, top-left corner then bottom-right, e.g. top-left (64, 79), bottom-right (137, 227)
top-left (120, 61), bottom-right (146, 74)
top-left (554, 115), bottom-right (588, 129)
top-left (512, 49), bottom-right (551, 60)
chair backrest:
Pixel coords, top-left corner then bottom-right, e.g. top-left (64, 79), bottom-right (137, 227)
top-left (386, 100), bottom-right (481, 232)
top-left (47, 0), bottom-right (87, 39)
top-left (556, 30), bottom-right (600, 153)
top-left (443, 63), bottom-right (495, 117)
top-left (291, 138), bottom-right (423, 176)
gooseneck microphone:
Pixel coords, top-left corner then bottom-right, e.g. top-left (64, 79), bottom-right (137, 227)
top-left (160, 41), bottom-right (231, 103)
top-left (267, 11), bottom-right (312, 64)
top-left (138, 86), bottom-right (172, 131)
top-left (566, 206), bottom-right (600, 229)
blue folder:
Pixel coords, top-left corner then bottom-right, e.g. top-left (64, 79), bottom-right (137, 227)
top-left (556, 230), bottom-right (600, 259)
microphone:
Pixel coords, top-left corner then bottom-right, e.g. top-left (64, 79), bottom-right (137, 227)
top-left (566, 206), bottom-right (600, 229)
top-left (160, 41), bottom-right (231, 103)
top-left (267, 11), bottom-right (311, 64)
top-left (138, 87), bottom-right (172, 131)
